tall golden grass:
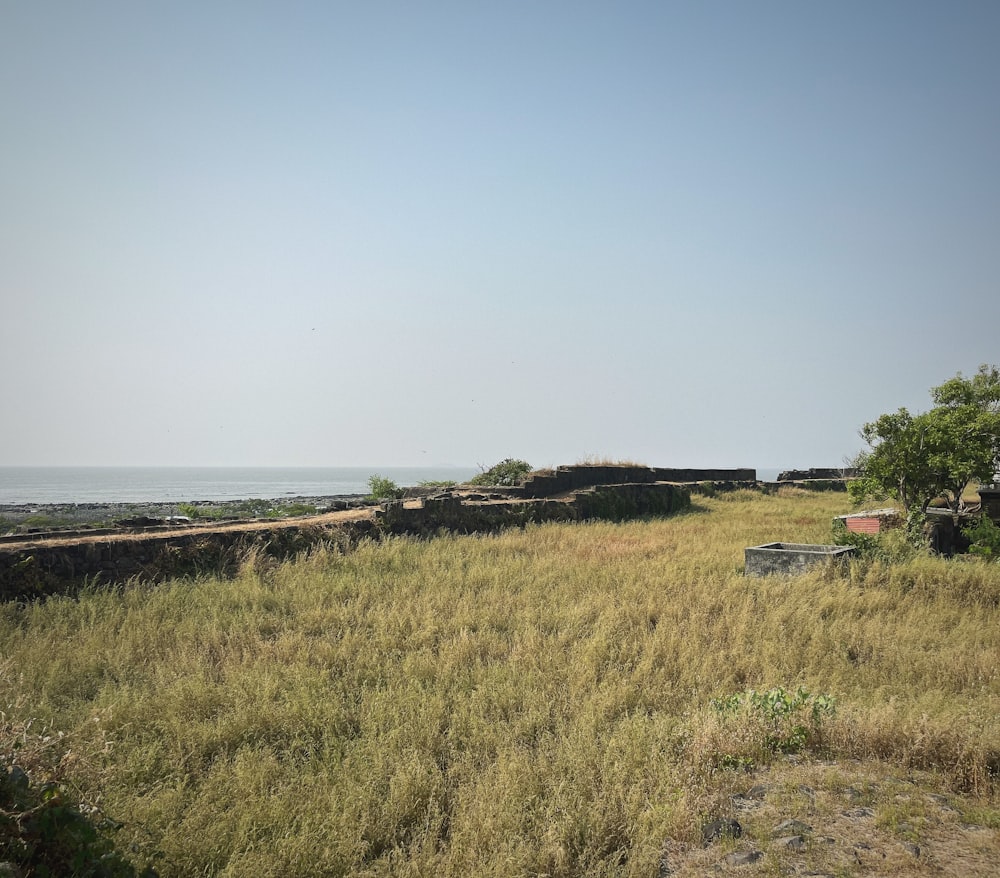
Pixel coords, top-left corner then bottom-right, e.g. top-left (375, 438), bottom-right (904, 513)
top-left (1, 491), bottom-right (997, 876)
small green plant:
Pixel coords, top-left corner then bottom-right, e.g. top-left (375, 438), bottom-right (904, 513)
top-left (177, 503), bottom-right (201, 520)
top-left (417, 480), bottom-right (457, 488)
top-left (710, 686), bottom-right (837, 757)
top-left (963, 514), bottom-right (1000, 560)
top-left (469, 458), bottom-right (532, 487)
top-left (367, 474), bottom-right (404, 501)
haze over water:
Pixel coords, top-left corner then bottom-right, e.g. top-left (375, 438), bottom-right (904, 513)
top-left (0, 466), bottom-right (785, 505)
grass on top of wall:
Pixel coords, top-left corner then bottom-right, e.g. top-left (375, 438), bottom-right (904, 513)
top-left (1, 490), bottom-right (998, 876)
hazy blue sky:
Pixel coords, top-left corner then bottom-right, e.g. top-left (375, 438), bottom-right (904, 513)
top-left (3, 1), bottom-right (998, 470)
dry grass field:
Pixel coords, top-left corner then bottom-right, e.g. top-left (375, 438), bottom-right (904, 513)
top-left (1, 490), bottom-right (998, 876)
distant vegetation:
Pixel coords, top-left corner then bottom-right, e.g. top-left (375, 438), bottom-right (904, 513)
top-left (367, 474), bottom-right (404, 501)
top-left (575, 455), bottom-right (649, 467)
top-left (178, 499), bottom-right (319, 520)
top-left (1, 491), bottom-right (997, 875)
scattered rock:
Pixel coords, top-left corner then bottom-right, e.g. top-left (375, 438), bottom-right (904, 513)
top-left (843, 807), bottom-right (875, 818)
top-left (731, 794), bottom-right (762, 812)
top-left (773, 819), bottom-right (812, 836)
top-left (928, 793), bottom-right (955, 811)
top-left (702, 818), bottom-right (742, 845)
top-left (745, 784), bottom-right (769, 800)
top-left (723, 850), bottom-right (763, 867)
top-left (114, 515), bottom-right (165, 529)
top-left (903, 842), bottom-right (920, 857)
top-left (7, 765), bottom-right (29, 789)
top-left (775, 835), bottom-right (806, 850)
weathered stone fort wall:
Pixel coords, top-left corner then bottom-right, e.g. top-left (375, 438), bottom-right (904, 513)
top-left (517, 465), bottom-right (756, 498)
top-left (0, 476), bottom-right (691, 601)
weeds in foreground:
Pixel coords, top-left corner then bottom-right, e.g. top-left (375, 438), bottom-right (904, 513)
top-left (0, 492), bottom-right (998, 875)
top-left (702, 686), bottom-right (837, 768)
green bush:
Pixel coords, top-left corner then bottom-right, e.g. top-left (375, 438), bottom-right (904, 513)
top-left (276, 502), bottom-right (319, 517)
top-left (1, 766), bottom-right (150, 877)
top-left (468, 458), bottom-right (532, 487)
top-left (832, 516), bottom-right (922, 564)
top-left (234, 499), bottom-right (275, 518)
top-left (367, 474), bottom-right (404, 501)
top-left (963, 515), bottom-right (1000, 560)
top-left (709, 686), bottom-right (837, 764)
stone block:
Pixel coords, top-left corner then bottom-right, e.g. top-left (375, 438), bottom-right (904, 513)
top-left (744, 543), bottom-right (855, 577)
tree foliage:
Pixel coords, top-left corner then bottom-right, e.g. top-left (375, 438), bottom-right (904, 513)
top-left (367, 474), bottom-right (404, 501)
top-left (852, 365), bottom-right (1000, 513)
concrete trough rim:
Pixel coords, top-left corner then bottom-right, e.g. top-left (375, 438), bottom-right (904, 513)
top-left (749, 542), bottom-right (855, 555)
top-left (744, 542), bottom-right (857, 577)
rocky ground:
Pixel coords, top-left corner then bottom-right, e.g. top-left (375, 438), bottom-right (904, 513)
top-left (663, 757), bottom-right (998, 876)
top-left (0, 495), bottom-right (375, 533)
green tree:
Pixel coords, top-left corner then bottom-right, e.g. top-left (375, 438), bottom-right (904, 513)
top-left (931, 363), bottom-right (1000, 411)
top-left (852, 408), bottom-right (937, 512)
top-left (367, 474), bottom-right (404, 501)
top-left (852, 366), bottom-right (1000, 513)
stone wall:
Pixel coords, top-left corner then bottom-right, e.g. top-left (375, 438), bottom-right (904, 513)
top-left (0, 520), bottom-right (376, 602)
top-left (0, 482), bottom-right (691, 600)
top-left (979, 486), bottom-right (1000, 524)
top-left (776, 468), bottom-right (857, 482)
top-left (518, 465), bottom-right (755, 498)
top-left (378, 482), bottom-right (690, 535)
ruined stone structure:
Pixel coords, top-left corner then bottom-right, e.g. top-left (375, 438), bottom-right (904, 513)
top-left (0, 467), bottom-right (698, 600)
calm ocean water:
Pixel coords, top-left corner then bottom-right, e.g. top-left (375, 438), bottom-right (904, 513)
top-left (0, 467), bottom-right (479, 505)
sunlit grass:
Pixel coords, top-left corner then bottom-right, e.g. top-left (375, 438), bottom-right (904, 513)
top-left (1, 492), bottom-right (998, 875)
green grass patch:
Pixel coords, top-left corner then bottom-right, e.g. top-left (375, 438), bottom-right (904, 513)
top-left (1, 492), bottom-right (998, 875)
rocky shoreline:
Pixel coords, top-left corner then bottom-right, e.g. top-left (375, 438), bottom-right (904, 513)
top-left (0, 495), bottom-right (375, 532)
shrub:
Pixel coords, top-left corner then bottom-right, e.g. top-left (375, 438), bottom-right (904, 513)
top-left (367, 474), bottom-right (404, 501)
top-left (469, 458), bottom-right (532, 487)
top-left (832, 516), bottom-right (922, 565)
top-left (699, 686), bottom-right (837, 770)
top-left (0, 769), bottom-right (147, 877)
top-left (277, 502), bottom-right (319, 517)
top-left (234, 499), bottom-right (275, 518)
top-left (0, 715), bottom-right (151, 877)
top-left (963, 514), bottom-right (1000, 560)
